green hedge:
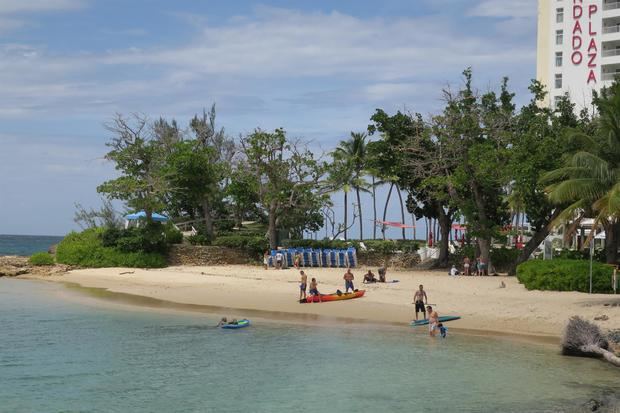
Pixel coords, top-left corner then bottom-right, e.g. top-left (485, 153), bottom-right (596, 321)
top-left (212, 235), bottom-right (269, 257)
top-left (516, 259), bottom-right (615, 293)
top-left (56, 228), bottom-right (167, 268)
top-left (29, 252), bottom-right (55, 266)
top-left (281, 239), bottom-right (419, 253)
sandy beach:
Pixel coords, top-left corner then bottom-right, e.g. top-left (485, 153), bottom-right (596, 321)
top-left (24, 264), bottom-right (620, 339)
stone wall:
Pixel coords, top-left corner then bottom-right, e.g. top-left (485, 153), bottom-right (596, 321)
top-left (167, 245), bottom-right (253, 266)
top-left (356, 252), bottom-right (421, 269)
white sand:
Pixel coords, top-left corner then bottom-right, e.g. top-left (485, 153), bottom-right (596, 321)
top-left (30, 265), bottom-right (620, 338)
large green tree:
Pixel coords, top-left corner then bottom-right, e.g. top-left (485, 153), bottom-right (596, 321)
top-left (241, 128), bottom-right (326, 248)
top-left (97, 114), bottom-right (169, 223)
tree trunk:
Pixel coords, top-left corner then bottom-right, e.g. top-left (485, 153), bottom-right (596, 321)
top-left (579, 345), bottom-right (620, 367)
top-left (396, 185), bottom-right (406, 240)
top-left (356, 187), bottom-right (363, 240)
top-left (201, 198), bottom-right (214, 238)
top-left (268, 201), bottom-right (278, 249)
top-left (343, 191), bottom-right (348, 240)
top-left (381, 182), bottom-right (395, 240)
top-left (437, 208), bottom-right (452, 267)
top-left (604, 221), bottom-right (619, 264)
top-left (507, 209), bottom-right (563, 276)
top-left (372, 176), bottom-right (377, 240)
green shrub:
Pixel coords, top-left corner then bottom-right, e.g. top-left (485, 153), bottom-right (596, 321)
top-left (188, 234), bottom-right (212, 246)
top-left (490, 247), bottom-right (521, 272)
top-left (101, 224), bottom-right (169, 254)
top-left (164, 223), bottom-right (183, 244)
top-left (56, 228), bottom-right (167, 268)
top-left (213, 235), bottom-right (269, 257)
top-left (29, 252), bottom-right (55, 266)
top-left (517, 259), bottom-right (615, 293)
top-left (214, 219), bottom-right (236, 232)
top-left (554, 248), bottom-right (606, 263)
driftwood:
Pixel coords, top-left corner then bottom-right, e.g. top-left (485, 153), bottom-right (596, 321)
top-left (562, 316), bottom-right (620, 367)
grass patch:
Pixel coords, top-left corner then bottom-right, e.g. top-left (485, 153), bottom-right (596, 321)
top-left (29, 252), bottom-right (55, 266)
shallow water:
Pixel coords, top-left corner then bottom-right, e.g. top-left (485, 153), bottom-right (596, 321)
top-left (0, 279), bottom-right (618, 412)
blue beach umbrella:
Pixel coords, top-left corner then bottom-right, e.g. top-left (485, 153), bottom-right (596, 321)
top-left (124, 210), bottom-right (169, 222)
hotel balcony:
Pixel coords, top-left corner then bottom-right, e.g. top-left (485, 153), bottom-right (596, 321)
top-left (604, 0), bottom-right (620, 17)
top-left (601, 63), bottom-right (620, 82)
top-left (603, 16), bottom-right (620, 40)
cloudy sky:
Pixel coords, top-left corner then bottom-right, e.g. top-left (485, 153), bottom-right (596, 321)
top-left (0, 0), bottom-right (537, 236)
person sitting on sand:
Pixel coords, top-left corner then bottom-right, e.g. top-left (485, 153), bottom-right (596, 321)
top-left (309, 278), bottom-right (321, 303)
top-left (378, 267), bottom-right (387, 282)
top-left (412, 284), bottom-right (428, 321)
top-left (343, 268), bottom-right (355, 292)
top-left (299, 270), bottom-right (308, 301)
top-left (427, 306), bottom-right (439, 337)
top-left (363, 270), bottom-right (377, 284)
top-left (449, 264), bottom-right (459, 277)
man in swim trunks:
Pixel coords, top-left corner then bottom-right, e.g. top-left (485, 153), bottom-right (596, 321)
top-left (309, 278), bottom-right (321, 303)
top-left (412, 284), bottom-right (428, 321)
top-left (343, 268), bottom-right (355, 292)
top-left (299, 270), bottom-right (307, 301)
top-left (363, 270), bottom-right (377, 283)
top-left (427, 306), bottom-right (439, 337)
top-left (275, 251), bottom-right (283, 270)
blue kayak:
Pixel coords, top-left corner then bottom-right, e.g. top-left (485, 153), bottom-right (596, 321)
top-left (221, 319), bottom-right (250, 329)
top-left (411, 316), bottom-right (460, 326)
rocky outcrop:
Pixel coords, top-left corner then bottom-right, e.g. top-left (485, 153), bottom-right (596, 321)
top-left (0, 256), bottom-right (70, 277)
top-left (356, 252), bottom-right (421, 269)
top-left (167, 245), bottom-right (253, 266)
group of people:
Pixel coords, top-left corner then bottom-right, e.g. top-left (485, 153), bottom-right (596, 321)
top-left (298, 268), bottom-right (358, 302)
top-left (362, 267), bottom-right (388, 283)
top-left (447, 256), bottom-right (490, 276)
top-left (413, 284), bottom-right (446, 337)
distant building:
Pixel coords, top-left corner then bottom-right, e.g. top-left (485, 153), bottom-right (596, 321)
top-left (536, 0), bottom-right (620, 109)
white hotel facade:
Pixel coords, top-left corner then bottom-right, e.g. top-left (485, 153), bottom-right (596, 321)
top-left (537, 0), bottom-right (620, 108)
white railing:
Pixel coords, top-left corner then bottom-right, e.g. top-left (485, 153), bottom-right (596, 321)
top-left (603, 48), bottom-right (620, 57)
top-left (604, 25), bottom-right (620, 34)
top-left (602, 72), bottom-right (620, 81)
top-left (605, 1), bottom-right (620, 11)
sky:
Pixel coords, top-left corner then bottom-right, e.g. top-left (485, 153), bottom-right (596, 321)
top-left (0, 0), bottom-right (538, 237)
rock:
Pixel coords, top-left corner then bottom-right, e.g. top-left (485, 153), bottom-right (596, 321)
top-left (0, 255), bottom-right (70, 278)
top-left (594, 315), bottom-right (609, 321)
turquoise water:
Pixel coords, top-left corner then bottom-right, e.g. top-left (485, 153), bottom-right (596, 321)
top-left (0, 234), bottom-right (64, 256)
top-left (0, 279), bottom-right (618, 413)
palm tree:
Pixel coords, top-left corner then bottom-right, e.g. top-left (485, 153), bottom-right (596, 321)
top-left (544, 83), bottom-right (620, 263)
top-left (332, 132), bottom-right (370, 240)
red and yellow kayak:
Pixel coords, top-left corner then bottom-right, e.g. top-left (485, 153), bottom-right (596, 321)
top-left (303, 290), bottom-right (365, 303)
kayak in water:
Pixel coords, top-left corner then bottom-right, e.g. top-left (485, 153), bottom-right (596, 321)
top-left (221, 319), bottom-right (251, 329)
top-left (411, 316), bottom-right (461, 326)
top-left (302, 290), bottom-right (365, 303)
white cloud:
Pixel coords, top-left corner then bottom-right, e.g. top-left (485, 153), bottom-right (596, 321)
top-left (468, 0), bottom-right (537, 18)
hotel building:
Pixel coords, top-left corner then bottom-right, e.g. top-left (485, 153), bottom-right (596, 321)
top-left (537, 0), bottom-right (620, 108)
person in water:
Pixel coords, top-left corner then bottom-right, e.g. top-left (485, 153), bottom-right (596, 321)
top-left (217, 317), bottom-right (239, 326)
top-left (343, 268), bottom-right (355, 293)
top-left (363, 270), bottom-right (377, 283)
top-left (412, 284), bottom-right (428, 321)
top-left (427, 305), bottom-right (439, 337)
top-left (309, 278), bottom-right (321, 303)
top-left (299, 270), bottom-right (308, 302)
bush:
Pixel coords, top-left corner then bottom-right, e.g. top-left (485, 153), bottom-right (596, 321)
top-left (29, 252), bottom-right (55, 266)
top-left (554, 248), bottom-right (606, 263)
top-left (164, 223), bottom-right (183, 244)
top-left (188, 234), bottom-right (212, 246)
top-left (212, 235), bottom-right (269, 257)
top-left (101, 224), bottom-right (169, 254)
top-left (517, 259), bottom-right (615, 293)
top-left (56, 228), bottom-right (167, 268)
top-left (490, 247), bottom-right (521, 272)
top-left (214, 219), bottom-right (236, 232)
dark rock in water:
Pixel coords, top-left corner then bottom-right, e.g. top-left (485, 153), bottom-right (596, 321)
top-left (607, 329), bottom-right (620, 344)
top-left (585, 398), bottom-right (602, 411)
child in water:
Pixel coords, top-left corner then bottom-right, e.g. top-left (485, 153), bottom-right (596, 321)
top-left (438, 323), bottom-right (447, 338)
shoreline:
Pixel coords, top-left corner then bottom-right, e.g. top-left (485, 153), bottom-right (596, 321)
top-left (18, 264), bottom-right (620, 344)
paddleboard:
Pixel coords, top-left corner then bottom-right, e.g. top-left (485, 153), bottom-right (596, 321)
top-left (221, 319), bottom-right (250, 329)
top-left (411, 316), bottom-right (461, 326)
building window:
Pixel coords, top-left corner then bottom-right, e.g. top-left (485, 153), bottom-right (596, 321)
top-left (556, 8), bottom-right (564, 23)
top-left (554, 96), bottom-right (562, 108)
top-left (555, 51), bottom-right (563, 67)
top-left (556, 30), bottom-right (563, 45)
top-left (555, 73), bottom-right (563, 89)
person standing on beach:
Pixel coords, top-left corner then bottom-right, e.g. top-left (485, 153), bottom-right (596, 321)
top-left (343, 268), bottom-right (355, 293)
top-left (294, 253), bottom-right (301, 269)
top-left (413, 285), bottom-right (428, 321)
top-left (263, 251), bottom-right (270, 270)
top-left (275, 251), bottom-right (284, 270)
top-left (463, 256), bottom-right (470, 276)
top-left (299, 270), bottom-right (307, 301)
top-left (309, 278), bottom-right (321, 303)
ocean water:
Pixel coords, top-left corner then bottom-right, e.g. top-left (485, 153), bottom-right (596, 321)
top-left (0, 234), bottom-right (64, 256)
top-left (0, 279), bottom-right (618, 413)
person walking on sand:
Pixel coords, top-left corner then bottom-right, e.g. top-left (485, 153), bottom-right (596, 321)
top-left (463, 256), bottom-right (470, 276)
top-left (412, 284), bottom-right (428, 321)
top-left (475, 257), bottom-right (481, 276)
top-left (299, 270), bottom-right (308, 302)
top-left (427, 305), bottom-right (439, 337)
top-left (343, 268), bottom-right (355, 293)
top-left (275, 251), bottom-right (284, 270)
top-left (309, 278), bottom-right (321, 303)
